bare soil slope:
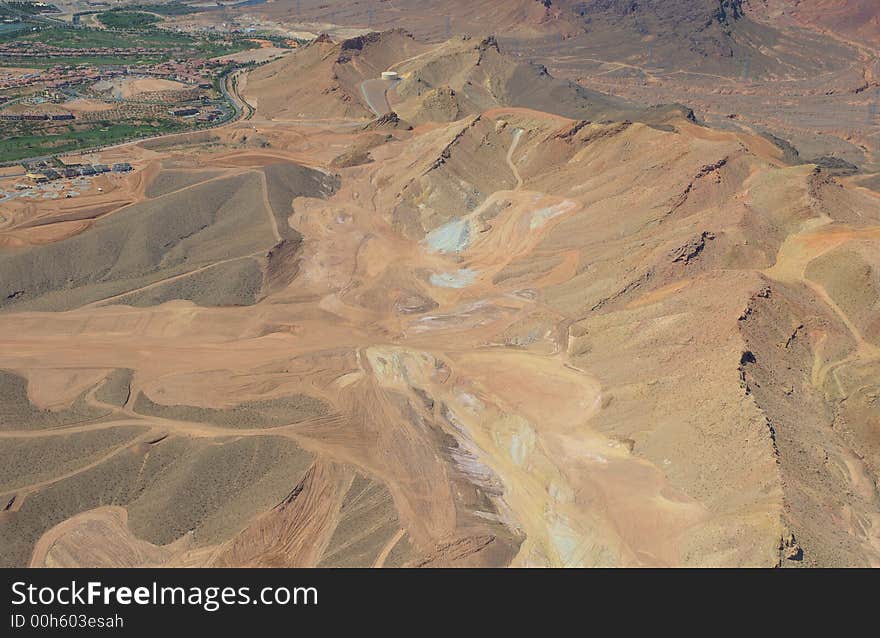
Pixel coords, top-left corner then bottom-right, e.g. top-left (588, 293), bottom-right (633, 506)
top-left (1, 28), bottom-right (879, 569)
top-left (247, 30), bottom-right (693, 127)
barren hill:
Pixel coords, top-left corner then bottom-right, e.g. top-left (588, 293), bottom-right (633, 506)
top-left (1, 25), bottom-right (879, 568)
top-left (253, 0), bottom-right (861, 76)
top-left (254, 0), bottom-right (564, 39)
top-left (247, 30), bottom-right (692, 126)
top-left (245, 30), bottom-right (427, 120)
top-left (747, 0), bottom-right (880, 47)
top-left (248, 1), bottom-right (879, 183)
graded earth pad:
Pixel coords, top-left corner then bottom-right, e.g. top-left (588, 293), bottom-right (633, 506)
top-left (1, 25), bottom-right (879, 568)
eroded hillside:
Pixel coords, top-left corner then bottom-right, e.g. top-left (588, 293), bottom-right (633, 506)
top-left (1, 30), bottom-right (878, 567)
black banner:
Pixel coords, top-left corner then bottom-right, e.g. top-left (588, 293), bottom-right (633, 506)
top-left (0, 567), bottom-right (872, 633)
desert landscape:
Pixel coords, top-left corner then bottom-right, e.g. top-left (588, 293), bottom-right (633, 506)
top-left (0, 0), bottom-right (878, 568)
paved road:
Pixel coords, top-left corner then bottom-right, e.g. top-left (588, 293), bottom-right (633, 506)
top-left (221, 70), bottom-right (245, 119)
top-left (360, 78), bottom-right (398, 116)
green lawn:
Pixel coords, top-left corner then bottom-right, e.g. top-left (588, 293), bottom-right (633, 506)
top-left (0, 54), bottom-right (165, 67)
top-left (1, 2), bottom-right (59, 16)
top-left (0, 26), bottom-right (256, 65)
top-left (5, 26), bottom-right (197, 50)
top-left (96, 11), bottom-right (163, 30)
top-left (0, 22), bottom-right (29, 36)
top-left (0, 121), bottom-right (189, 163)
top-left (125, 3), bottom-right (204, 16)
